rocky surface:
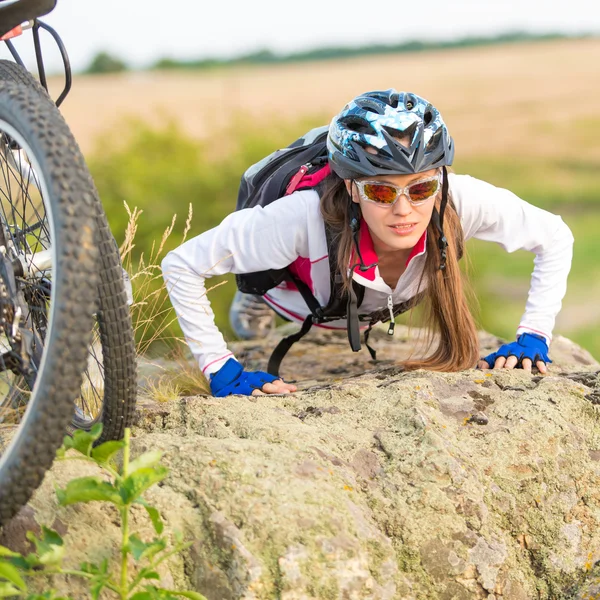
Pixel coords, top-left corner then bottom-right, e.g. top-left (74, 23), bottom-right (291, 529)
top-left (3, 325), bottom-right (600, 599)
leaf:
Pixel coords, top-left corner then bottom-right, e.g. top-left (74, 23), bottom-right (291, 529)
top-left (26, 594), bottom-right (75, 600)
top-left (90, 577), bottom-right (109, 600)
top-left (127, 535), bottom-right (166, 562)
top-left (0, 582), bottom-right (22, 597)
top-left (119, 466), bottom-right (168, 504)
top-left (79, 559), bottom-right (108, 576)
top-left (156, 590), bottom-right (208, 600)
top-left (129, 593), bottom-right (153, 600)
top-left (138, 589), bottom-right (177, 600)
top-left (91, 440), bottom-right (125, 467)
top-left (0, 560), bottom-right (26, 589)
top-left (128, 451), bottom-right (163, 475)
top-left (136, 500), bottom-right (164, 535)
top-left (26, 527), bottom-right (64, 566)
top-left (127, 535), bottom-right (149, 561)
top-left (57, 477), bottom-right (122, 507)
top-left (132, 588), bottom-right (208, 600)
top-left (60, 424), bottom-right (103, 457)
top-left (10, 554), bottom-right (36, 571)
top-left (0, 547), bottom-right (20, 559)
top-left (137, 568), bottom-right (160, 581)
top-left (25, 594), bottom-right (62, 600)
top-left (79, 560), bottom-right (110, 600)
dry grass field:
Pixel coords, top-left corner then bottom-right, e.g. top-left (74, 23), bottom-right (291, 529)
top-left (52, 38), bottom-right (599, 160)
top-left (47, 37), bottom-right (599, 357)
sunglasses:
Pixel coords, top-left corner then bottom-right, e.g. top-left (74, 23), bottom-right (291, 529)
top-left (354, 173), bottom-right (441, 207)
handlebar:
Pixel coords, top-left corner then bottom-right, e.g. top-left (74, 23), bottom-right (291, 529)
top-left (0, 0), bottom-right (56, 39)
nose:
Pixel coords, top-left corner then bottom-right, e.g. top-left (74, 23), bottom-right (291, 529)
top-left (392, 193), bottom-right (413, 217)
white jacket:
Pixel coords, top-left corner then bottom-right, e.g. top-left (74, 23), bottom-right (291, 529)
top-left (161, 173), bottom-right (574, 376)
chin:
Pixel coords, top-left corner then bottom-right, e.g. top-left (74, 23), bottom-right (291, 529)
top-left (382, 229), bottom-right (422, 250)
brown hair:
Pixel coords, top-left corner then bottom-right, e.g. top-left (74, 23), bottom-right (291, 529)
top-left (319, 172), bottom-right (480, 372)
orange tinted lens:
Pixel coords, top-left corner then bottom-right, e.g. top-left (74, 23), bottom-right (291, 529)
top-left (408, 179), bottom-right (439, 202)
top-left (363, 183), bottom-right (398, 204)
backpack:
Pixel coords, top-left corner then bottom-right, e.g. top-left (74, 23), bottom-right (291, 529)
top-left (235, 126), bottom-right (419, 376)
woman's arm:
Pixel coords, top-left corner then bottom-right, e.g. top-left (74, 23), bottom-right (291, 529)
top-left (449, 173), bottom-right (574, 344)
top-left (161, 191), bottom-right (314, 376)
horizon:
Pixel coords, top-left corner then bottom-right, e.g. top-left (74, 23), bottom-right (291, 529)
top-left (0, 0), bottom-right (597, 73)
top-left (1, 29), bottom-right (596, 77)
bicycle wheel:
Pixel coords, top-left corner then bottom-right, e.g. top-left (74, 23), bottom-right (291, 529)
top-left (0, 60), bottom-right (137, 444)
top-left (0, 80), bottom-right (98, 526)
top-left (72, 207), bottom-right (137, 442)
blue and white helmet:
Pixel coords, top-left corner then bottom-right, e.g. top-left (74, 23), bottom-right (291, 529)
top-left (327, 89), bottom-right (454, 179)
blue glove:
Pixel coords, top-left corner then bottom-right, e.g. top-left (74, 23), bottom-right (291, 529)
top-left (481, 332), bottom-right (552, 368)
top-left (209, 358), bottom-right (280, 397)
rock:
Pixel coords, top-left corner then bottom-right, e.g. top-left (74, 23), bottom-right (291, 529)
top-left (5, 326), bottom-right (600, 599)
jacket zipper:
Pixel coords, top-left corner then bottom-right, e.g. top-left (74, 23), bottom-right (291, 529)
top-left (387, 295), bottom-right (395, 335)
top-left (250, 132), bottom-right (328, 194)
top-left (285, 163), bottom-right (311, 196)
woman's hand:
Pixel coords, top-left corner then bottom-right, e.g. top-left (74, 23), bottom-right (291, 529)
top-left (209, 358), bottom-right (297, 397)
top-left (478, 333), bottom-right (551, 374)
top-left (250, 378), bottom-right (297, 396)
top-left (478, 355), bottom-right (548, 373)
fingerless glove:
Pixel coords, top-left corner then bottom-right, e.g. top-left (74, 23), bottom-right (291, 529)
top-left (482, 333), bottom-right (552, 368)
top-left (209, 358), bottom-right (279, 397)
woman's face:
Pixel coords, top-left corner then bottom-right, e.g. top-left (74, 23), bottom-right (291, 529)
top-left (345, 168), bottom-right (439, 255)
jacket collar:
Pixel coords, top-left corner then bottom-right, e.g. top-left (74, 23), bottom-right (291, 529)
top-left (351, 219), bottom-right (427, 285)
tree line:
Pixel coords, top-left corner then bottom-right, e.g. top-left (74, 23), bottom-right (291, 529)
top-left (84, 31), bottom-right (591, 74)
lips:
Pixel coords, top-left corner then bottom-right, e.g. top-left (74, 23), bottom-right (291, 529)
top-left (388, 223), bottom-right (417, 236)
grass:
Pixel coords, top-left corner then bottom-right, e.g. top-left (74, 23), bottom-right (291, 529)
top-left (119, 201), bottom-right (212, 399)
top-left (453, 156), bottom-right (600, 211)
top-left (60, 38), bottom-right (600, 158)
top-left (141, 376), bottom-right (183, 404)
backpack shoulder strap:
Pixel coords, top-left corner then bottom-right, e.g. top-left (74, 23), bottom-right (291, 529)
top-left (320, 223), bottom-right (365, 316)
top-left (265, 221), bottom-right (368, 375)
top-left (267, 315), bottom-right (314, 377)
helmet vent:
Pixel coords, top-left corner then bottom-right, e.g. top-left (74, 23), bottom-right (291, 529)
top-left (339, 116), bottom-right (377, 136)
top-left (404, 93), bottom-right (418, 110)
top-left (355, 98), bottom-right (385, 114)
top-left (383, 123), bottom-right (415, 147)
top-left (424, 108), bottom-right (434, 125)
top-left (425, 128), bottom-right (442, 152)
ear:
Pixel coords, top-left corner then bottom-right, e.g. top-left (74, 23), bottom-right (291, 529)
top-left (345, 180), bottom-right (360, 204)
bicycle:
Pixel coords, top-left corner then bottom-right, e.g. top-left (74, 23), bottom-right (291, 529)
top-left (0, 0), bottom-right (137, 526)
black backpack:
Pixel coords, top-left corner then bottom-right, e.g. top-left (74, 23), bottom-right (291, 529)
top-left (235, 126), bottom-right (418, 376)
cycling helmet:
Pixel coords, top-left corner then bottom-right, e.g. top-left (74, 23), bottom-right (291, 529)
top-left (327, 89), bottom-right (454, 179)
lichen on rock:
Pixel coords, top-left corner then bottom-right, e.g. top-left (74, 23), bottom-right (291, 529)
top-left (4, 326), bottom-right (600, 599)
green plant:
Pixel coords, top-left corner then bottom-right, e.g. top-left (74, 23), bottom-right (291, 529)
top-left (0, 425), bottom-right (206, 599)
top-left (85, 52), bottom-right (128, 75)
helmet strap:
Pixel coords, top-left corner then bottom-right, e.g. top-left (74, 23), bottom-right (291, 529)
top-left (346, 187), bottom-right (370, 354)
top-left (349, 182), bottom-right (378, 272)
top-left (431, 166), bottom-right (449, 271)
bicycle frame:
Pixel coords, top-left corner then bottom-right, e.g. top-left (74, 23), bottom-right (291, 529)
top-left (0, 0), bottom-right (55, 37)
top-left (0, 1), bottom-right (71, 285)
top-left (0, 0), bottom-right (71, 107)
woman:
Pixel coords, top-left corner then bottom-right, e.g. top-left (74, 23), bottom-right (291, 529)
top-left (162, 89), bottom-right (573, 397)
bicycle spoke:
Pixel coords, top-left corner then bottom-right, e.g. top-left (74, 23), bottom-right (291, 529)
top-left (0, 137), bottom-right (47, 428)
top-left (76, 326), bottom-right (105, 421)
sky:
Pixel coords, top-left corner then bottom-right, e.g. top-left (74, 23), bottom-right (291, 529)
top-left (1, 0), bottom-right (598, 73)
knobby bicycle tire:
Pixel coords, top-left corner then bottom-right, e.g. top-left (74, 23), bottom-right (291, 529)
top-left (0, 60), bottom-right (137, 444)
top-left (0, 81), bottom-right (98, 526)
